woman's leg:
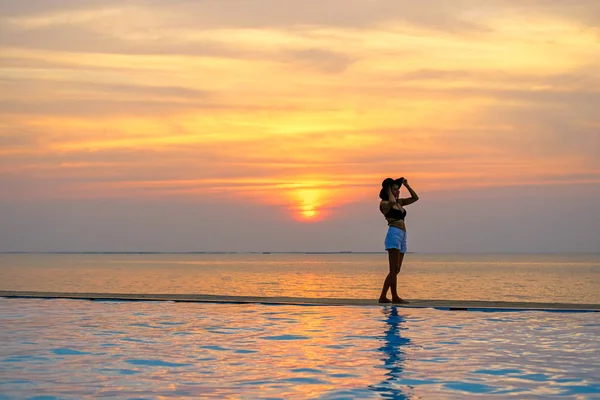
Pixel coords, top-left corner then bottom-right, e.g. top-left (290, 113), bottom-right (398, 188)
top-left (396, 252), bottom-right (405, 275)
top-left (392, 252), bottom-right (408, 304)
top-left (379, 249), bottom-right (400, 303)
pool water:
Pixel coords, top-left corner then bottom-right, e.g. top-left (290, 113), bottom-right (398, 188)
top-left (1, 298), bottom-right (599, 399)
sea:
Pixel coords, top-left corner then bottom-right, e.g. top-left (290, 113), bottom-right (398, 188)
top-left (1, 252), bottom-right (599, 303)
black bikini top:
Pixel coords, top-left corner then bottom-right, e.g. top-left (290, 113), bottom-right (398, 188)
top-left (385, 207), bottom-right (407, 221)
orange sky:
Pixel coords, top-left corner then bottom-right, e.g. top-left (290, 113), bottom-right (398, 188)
top-left (1, 1), bottom-right (599, 231)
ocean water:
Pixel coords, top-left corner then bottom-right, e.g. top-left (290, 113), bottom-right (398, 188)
top-left (1, 298), bottom-right (599, 399)
top-left (1, 253), bottom-right (599, 303)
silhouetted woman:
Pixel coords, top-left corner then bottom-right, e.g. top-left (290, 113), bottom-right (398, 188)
top-left (378, 177), bottom-right (419, 303)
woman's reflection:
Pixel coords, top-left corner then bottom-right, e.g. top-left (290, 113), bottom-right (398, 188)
top-left (370, 306), bottom-right (412, 399)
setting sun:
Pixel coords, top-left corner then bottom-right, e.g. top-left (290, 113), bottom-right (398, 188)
top-left (293, 189), bottom-right (324, 222)
top-left (301, 205), bottom-right (318, 219)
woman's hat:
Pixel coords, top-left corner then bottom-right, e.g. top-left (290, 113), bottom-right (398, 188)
top-left (379, 177), bottom-right (404, 199)
top-left (381, 178), bottom-right (395, 188)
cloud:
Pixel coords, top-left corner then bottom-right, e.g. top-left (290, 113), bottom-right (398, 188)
top-left (0, 77), bottom-right (212, 99)
top-left (0, 98), bottom-right (223, 117)
top-left (0, 0), bottom-right (110, 17)
top-left (282, 49), bottom-right (355, 73)
top-left (0, 23), bottom-right (253, 57)
top-left (399, 67), bottom-right (600, 88)
top-left (0, 126), bottom-right (41, 148)
top-left (474, 103), bottom-right (600, 164)
top-left (506, 0), bottom-right (600, 28)
top-left (2, 0), bottom-right (599, 35)
top-left (32, 0), bottom-right (482, 32)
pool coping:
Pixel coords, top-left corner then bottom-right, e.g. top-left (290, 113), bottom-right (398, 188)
top-left (1, 291), bottom-right (598, 312)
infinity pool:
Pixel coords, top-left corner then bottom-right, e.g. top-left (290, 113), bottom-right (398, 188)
top-left (1, 299), bottom-right (599, 399)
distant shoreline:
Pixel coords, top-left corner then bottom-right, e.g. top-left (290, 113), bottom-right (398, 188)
top-left (0, 251), bottom-right (389, 255)
top-left (1, 251), bottom-right (598, 255)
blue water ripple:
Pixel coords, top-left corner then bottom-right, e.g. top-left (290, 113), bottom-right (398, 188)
top-left (98, 368), bottom-right (140, 375)
top-left (129, 323), bottom-right (159, 329)
top-left (291, 368), bottom-right (322, 374)
top-left (199, 345), bottom-right (228, 351)
top-left (238, 380), bottom-right (273, 386)
top-left (519, 373), bottom-right (550, 382)
top-left (1, 380), bottom-right (30, 385)
top-left (420, 357), bottom-right (450, 363)
top-left (126, 359), bottom-right (191, 367)
top-left (560, 384), bottom-right (600, 395)
top-left (52, 348), bottom-right (91, 355)
top-left (400, 377), bottom-right (440, 385)
top-left (321, 389), bottom-right (377, 399)
top-left (3, 355), bottom-right (49, 363)
top-left (556, 378), bottom-right (583, 383)
top-left (26, 397), bottom-right (61, 400)
top-left (262, 334), bottom-right (309, 341)
top-left (284, 377), bottom-right (326, 384)
top-left (474, 368), bottom-right (522, 375)
top-left (444, 382), bottom-right (498, 393)
top-left (328, 373), bottom-right (357, 378)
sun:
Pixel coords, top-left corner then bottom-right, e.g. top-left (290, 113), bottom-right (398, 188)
top-left (293, 188), bottom-right (324, 222)
top-left (300, 204), bottom-right (318, 220)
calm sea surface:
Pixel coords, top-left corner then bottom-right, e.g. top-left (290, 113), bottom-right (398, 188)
top-left (1, 253), bottom-right (599, 303)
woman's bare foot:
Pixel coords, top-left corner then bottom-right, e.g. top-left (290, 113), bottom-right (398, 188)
top-left (378, 297), bottom-right (392, 303)
top-left (392, 297), bottom-right (409, 304)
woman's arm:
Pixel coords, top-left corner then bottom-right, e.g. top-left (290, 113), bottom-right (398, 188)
top-left (400, 180), bottom-right (419, 206)
top-left (386, 186), bottom-right (395, 203)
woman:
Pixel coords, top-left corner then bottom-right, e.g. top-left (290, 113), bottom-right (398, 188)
top-left (378, 177), bottom-right (419, 304)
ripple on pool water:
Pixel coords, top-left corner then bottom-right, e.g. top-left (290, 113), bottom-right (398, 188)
top-left (0, 299), bottom-right (598, 399)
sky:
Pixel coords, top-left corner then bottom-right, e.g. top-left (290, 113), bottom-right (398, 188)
top-left (0, 0), bottom-right (599, 253)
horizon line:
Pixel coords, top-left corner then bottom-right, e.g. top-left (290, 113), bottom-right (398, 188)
top-left (1, 251), bottom-right (598, 255)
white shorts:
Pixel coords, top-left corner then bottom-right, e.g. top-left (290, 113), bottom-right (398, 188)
top-left (385, 226), bottom-right (407, 253)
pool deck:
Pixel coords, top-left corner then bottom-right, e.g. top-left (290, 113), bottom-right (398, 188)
top-left (1, 291), bottom-right (598, 312)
